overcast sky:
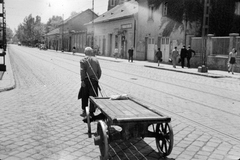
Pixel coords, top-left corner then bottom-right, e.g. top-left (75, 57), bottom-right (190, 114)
top-left (5, 0), bottom-right (108, 31)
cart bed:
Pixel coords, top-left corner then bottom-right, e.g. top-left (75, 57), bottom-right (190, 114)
top-left (90, 97), bottom-right (171, 123)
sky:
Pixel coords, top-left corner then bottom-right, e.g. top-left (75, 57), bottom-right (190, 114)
top-left (5, 0), bottom-right (108, 31)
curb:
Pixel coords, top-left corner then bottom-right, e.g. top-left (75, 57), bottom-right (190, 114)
top-left (144, 65), bottom-right (227, 78)
top-left (0, 48), bottom-right (16, 93)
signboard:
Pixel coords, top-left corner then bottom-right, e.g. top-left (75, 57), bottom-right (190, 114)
top-left (121, 23), bottom-right (132, 29)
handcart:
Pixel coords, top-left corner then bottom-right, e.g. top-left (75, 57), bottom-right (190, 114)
top-left (86, 96), bottom-right (174, 160)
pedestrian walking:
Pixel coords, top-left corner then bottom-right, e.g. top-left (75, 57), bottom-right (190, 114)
top-left (78, 47), bottom-right (102, 118)
top-left (155, 48), bottom-right (162, 66)
top-left (180, 45), bottom-right (187, 68)
top-left (72, 46), bottom-right (76, 54)
top-left (228, 48), bottom-right (237, 74)
top-left (128, 46), bottom-right (134, 62)
top-left (114, 48), bottom-right (119, 59)
top-left (120, 46), bottom-right (124, 58)
top-left (171, 47), bottom-right (179, 68)
top-left (186, 45), bottom-right (195, 68)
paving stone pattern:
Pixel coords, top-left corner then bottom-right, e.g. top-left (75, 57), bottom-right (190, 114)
top-left (0, 45), bottom-right (240, 160)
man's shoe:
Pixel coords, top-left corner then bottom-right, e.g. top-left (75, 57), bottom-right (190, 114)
top-left (82, 116), bottom-right (95, 123)
top-left (80, 110), bottom-right (86, 117)
top-left (82, 113), bottom-right (106, 123)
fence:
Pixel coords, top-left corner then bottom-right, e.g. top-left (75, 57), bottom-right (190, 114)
top-left (190, 33), bottom-right (240, 72)
top-left (212, 37), bottom-right (230, 55)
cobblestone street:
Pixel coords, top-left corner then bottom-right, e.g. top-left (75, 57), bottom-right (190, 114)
top-left (0, 45), bottom-right (240, 160)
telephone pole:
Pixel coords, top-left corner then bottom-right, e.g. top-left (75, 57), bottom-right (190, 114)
top-left (91, 0), bottom-right (94, 48)
top-left (198, 0), bottom-right (210, 73)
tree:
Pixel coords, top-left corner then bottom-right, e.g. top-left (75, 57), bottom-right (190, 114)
top-left (6, 27), bottom-right (13, 43)
top-left (15, 14), bottom-right (45, 46)
top-left (45, 15), bottom-right (63, 33)
top-left (70, 11), bottom-right (78, 17)
top-left (148, 0), bottom-right (240, 36)
top-left (148, 0), bottom-right (203, 36)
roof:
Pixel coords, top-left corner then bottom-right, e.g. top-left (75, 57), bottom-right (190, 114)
top-left (60, 9), bottom-right (97, 25)
top-left (87, 0), bottom-right (138, 25)
top-left (45, 28), bottom-right (60, 36)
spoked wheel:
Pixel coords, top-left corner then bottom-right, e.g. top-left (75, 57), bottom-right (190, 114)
top-left (97, 120), bottom-right (109, 160)
top-left (85, 106), bottom-right (91, 138)
top-left (155, 122), bottom-right (174, 157)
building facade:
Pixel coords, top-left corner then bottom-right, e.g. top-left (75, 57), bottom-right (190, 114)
top-left (86, 0), bottom-right (138, 58)
top-left (45, 9), bottom-right (98, 53)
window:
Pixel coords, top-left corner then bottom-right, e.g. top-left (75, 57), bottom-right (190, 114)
top-left (152, 38), bottom-right (155, 44)
top-left (148, 5), bottom-right (154, 20)
top-left (115, 35), bottom-right (118, 48)
top-left (148, 38), bottom-right (151, 44)
top-left (235, 2), bottom-right (240, 15)
top-left (166, 38), bottom-right (169, 44)
top-left (110, 0), bottom-right (116, 6)
top-left (162, 38), bottom-right (165, 44)
top-left (163, 2), bottom-right (168, 16)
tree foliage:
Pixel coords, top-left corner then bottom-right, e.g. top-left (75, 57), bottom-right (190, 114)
top-left (16, 14), bottom-right (45, 46)
top-left (45, 15), bottom-right (63, 33)
top-left (209, 0), bottom-right (239, 36)
top-left (148, 0), bottom-right (203, 23)
top-left (148, 0), bottom-right (240, 36)
top-left (6, 27), bottom-right (13, 43)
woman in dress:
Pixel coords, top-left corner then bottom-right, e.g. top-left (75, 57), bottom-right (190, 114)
top-left (228, 48), bottom-right (237, 74)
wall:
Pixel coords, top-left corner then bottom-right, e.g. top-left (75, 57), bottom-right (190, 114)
top-left (91, 17), bottom-right (135, 58)
top-left (190, 34), bottom-right (240, 73)
top-left (136, 0), bottom-right (162, 61)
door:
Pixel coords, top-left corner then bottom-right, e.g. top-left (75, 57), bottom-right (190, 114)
top-left (102, 36), bottom-right (106, 55)
top-left (147, 37), bottom-right (155, 61)
top-left (161, 37), bottom-right (170, 62)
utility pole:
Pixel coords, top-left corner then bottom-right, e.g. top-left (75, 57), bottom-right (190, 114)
top-left (198, 0), bottom-right (210, 73)
top-left (91, 0), bottom-right (94, 48)
top-left (62, 14), bottom-right (64, 52)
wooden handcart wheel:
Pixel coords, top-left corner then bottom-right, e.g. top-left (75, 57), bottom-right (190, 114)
top-left (97, 120), bottom-right (109, 160)
top-left (85, 106), bottom-right (91, 138)
top-left (155, 122), bottom-right (174, 157)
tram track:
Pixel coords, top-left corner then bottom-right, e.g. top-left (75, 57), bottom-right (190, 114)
top-left (16, 48), bottom-right (240, 115)
top-left (23, 48), bottom-right (240, 102)
top-left (11, 47), bottom-right (240, 142)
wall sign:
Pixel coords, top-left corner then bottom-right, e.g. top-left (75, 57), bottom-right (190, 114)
top-left (121, 23), bottom-right (132, 29)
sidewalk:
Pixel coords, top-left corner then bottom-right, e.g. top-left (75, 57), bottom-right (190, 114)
top-left (0, 49), bottom-right (15, 93)
top-left (73, 52), bottom-right (240, 79)
top-left (1, 49), bottom-right (239, 93)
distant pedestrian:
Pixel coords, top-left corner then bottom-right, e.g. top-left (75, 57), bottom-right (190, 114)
top-left (128, 46), bottom-right (134, 62)
top-left (171, 47), bottom-right (179, 68)
top-left (120, 46), bottom-right (124, 58)
top-left (180, 45), bottom-right (187, 68)
top-left (72, 46), bottom-right (76, 54)
top-left (228, 48), bottom-right (237, 74)
top-left (114, 48), bottom-right (118, 59)
top-left (155, 48), bottom-right (162, 66)
top-left (186, 45), bottom-right (195, 68)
